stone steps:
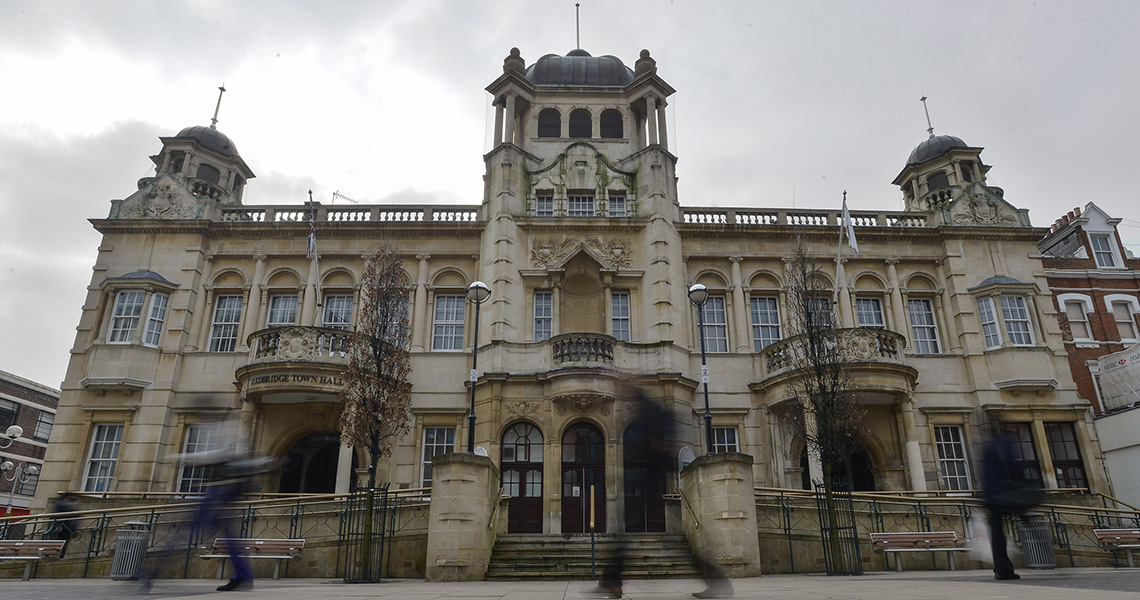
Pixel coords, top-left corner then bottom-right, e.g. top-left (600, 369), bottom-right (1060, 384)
top-left (486, 533), bottom-right (702, 580)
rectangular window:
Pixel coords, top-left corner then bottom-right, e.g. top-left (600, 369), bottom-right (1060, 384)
top-left (178, 424), bottom-right (218, 495)
top-left (536, 194), bottom-right (554, 217)
top-left (432, 295), bottom-right (465, 351)
top-left (1113, 301), bottom-right (1139, 340)
top-left (1091, 234), bottom-right (1116, 268)
top-left (1064, 301), bottom-right (1090, 340)
top-left (611, 291), bottom-right (631, 342)
top-left (421, 426), bottom-right (456, 488)
top-left (534, 291), bottom-right (553, 342)
top-left (567, 193), bottom-right (596, 217)
top-left (856, 297), bottom-right (885, 329)
top-left (1000, 296), bottom-right (1033, 345)
top-left (267, 294), bottom-right (299, 326)
top-left (322, 294), bottom-right (354, 330)
top-left (143, 293), bottom-right (169, 347)
top-left (699, 296), bottom-right (729, 353)
top-left (805, 296), bottom-right (833, 329)
top-left (999, 422), bottom-right (1043, 485)
top-left (0, 399), bottom-right (16, 430)
top-left (934, 425), bottom-right (971, 491)
top-left (908, 298), bottom-right (941, 353)
top-left (712, 427), bottom-right (739, 453)
top-left (34, 411), bottom-right (54, 442)
top-left (208, 295), bottom-right (244, 352)
top-left (108, 290), bottom-right (146, 343)
top-left (978, 297), bottom-right (1002, 348)
top-left (609, 195), bottom-right (626, 217)
top-left (16, 469), bottom-right (38, 497)
top-left (750, 296), bottom-right (781, 351)
top-left (1045, 422), bottom-right (1088, 489)
top-left (84, 424), bottom-right (124, 492)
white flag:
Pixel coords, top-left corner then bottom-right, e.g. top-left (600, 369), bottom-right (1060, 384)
top-left (841, 197), bottom-right (859, 256)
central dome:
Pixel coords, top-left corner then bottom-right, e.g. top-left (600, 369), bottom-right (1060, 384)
top-left (175, 125), bottom-right (240, 157)
top-left (525, 50), bottom-right (634, 86)
top-left (907, 134), bottom-right (967, 165)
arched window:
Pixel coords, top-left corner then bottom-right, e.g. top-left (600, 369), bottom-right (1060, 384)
top-left (927, 171), bottom-right (950, 191)
top-left (569, 109), bottom-right (592, 138)
top-left (537, 109), bottom-right (561, 138)
top-left (196, 163), bottom-right (221, 185)
top-left (600, 109), bottom-right (623, 139)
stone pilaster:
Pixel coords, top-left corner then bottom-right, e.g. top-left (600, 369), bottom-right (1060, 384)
top-left (680, 452), bottom-right (762, 577)
top-left (425, 453), bottom-right (500, 581)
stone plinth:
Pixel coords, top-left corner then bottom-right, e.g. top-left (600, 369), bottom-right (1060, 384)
top-left (424, 452), bottom-right (500, 581)
top-left (680, 452), bottom-right (762, 577)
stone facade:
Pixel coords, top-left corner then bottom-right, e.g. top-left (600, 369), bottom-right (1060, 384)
top-left (34, 47), bottom-right (1109, 540)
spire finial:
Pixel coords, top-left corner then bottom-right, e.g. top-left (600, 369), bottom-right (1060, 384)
top-left (920, 95), bottom-right (934, 138)
top-left (210, 83), bottom-right (227, 129)
top-left (575, 3), bottom-right (581, 50)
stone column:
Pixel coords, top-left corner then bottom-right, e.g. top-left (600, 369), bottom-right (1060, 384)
top-left (412, 254), bottom-right (430, 351)
top-left (1032, 419), bottom-right (1059, 489)
top-left (493, 98), bottom-right (504, 146)
top-left (657, 101), bottom-right (669, 151)
top-left (244, 254), bottom-right (268, 331)
top-left (885, 260), bottom-right (910, 347)
top-left (679, 452), bottom-right (762, 577)
top-left (934, 260), bottom-right (960, 351)
top-left (898, 393), bottom-right (927, 492)
top-left (503, 94), bottom-right (516, 146)
top-left (425, 453), bottom-right (501, 581)
top-left (190, 254), bottom-right (216, 351)
top-left (837, 258), bottom-right (853, 328)
top-left (729, 257), bottom-right (750, 352)
top-left (335, 443), bottom-right (354, 494)
top-left (646, 94), bottom-right (659, 146)
top-left (301, 257), bottom-right (320, 326)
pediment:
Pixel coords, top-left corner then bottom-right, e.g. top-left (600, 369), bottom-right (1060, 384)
top-left (945, 182), bottom-right (1026, 227)
top-left (117, 173), bottom-right (202, 220)
top-left (529, 236), bottom-right (634, 270)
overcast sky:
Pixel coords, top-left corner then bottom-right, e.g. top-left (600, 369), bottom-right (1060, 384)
top-left (2, 0), bottom-right (1138, 389)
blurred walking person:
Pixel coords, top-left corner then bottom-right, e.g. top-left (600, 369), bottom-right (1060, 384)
top-left (982, 427), bottom-right (1043, 581)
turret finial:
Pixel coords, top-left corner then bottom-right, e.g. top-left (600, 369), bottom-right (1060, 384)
top-left (920, 95), bottom-right (934, 138)
top-left (210, 83), bottom-right (227, 130)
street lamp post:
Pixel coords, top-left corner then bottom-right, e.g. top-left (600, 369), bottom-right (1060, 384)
top-left (1, 425), bottom-right (40, 515)
top-left (688, 284), bottom-right (715, 454)
top-left (465, 281), bottom-right (491, 454)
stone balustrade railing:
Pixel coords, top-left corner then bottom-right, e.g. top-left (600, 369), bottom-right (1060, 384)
top-left (551, 332), bottom-right (615, 365)
top-left (681, 208), bottom-right (928, 228)
top-left (221, 204), bottom-right (481, 223)
top-left (759, 327), bottom-right (906, 378)
top-left (247, 326), bottom-right (352, 363)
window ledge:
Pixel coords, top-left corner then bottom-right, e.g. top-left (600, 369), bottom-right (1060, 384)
top-left (993, 378), bottom-right (1059, 393)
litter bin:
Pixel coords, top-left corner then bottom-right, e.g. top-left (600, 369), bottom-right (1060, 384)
top-left (109, 521), bottom-right (150, 580)
top-left (1017, 512), bottom-right (1056, 569)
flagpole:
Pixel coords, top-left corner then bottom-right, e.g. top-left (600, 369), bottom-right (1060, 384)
top-left (834, 191), bottom-right (846, 308)
top-left (307, 190), bottom-right (321, 313)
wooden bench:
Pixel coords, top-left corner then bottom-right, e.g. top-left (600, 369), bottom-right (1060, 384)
top-left (0, 540), bottom-right (66, 581)
top-left (1094, 528), bottom-right (1140, 567)
top-left (200, 538), bottom-right (304, 580)
top-left (869, 531), bottom-right (968, 572)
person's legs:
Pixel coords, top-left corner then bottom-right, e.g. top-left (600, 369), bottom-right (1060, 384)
top-left (594, 535), bottom-right (625, 598)
top-left (692, 553), bottom-right (734, 599)
top-left (986, 509), bottom-right (1018, 579)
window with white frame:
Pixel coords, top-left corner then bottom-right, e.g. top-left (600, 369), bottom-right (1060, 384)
top-left (977, 297), bottom-right (1002, 348)
top-left (1000, 296), bottom-right (1034, 345)
top-left (208, 295), bottom-right (244, 352)
top-left (322, 294), bottom-right (354, 329)
top-left (267, 294), bottom-right (299, 326)
top-left (611, 291), bottom-right (631, 342)
top-left (856, 297), bottom-right (885, 329)
top-left (534, 291), bottom-right (553, 342)
top-left (1064, 300), bottom-right (1091, 340)
top-left (178, 424), bottom-right (218, 494)
top-left (33, 411), bottom-right (53, 442)
top-left (1113, 300), bottom-right (1139, 341)
top-left (1090, 234), bottom-right (1117, 268)
top-left (698, 296), bottom-right (729, 353)
top-left (420, 426), bottom-right (456, 488)
top-left (108, 291), bottom-right (146, 343)
top-left (933, 425), bottom-right (971, 491)
top-left (431, 295), bottom-right (465, 351)
top-left (536, 194), bottom-right (554, 217)
top-left (84, 423), bottom-right (124, 492)
top-left (609, 195), bottom-right (626, 217)
top-left (0, 399), bottom-right (16, 430)
top-left (750, 296), bottom-right (781, 351)
top-left (907, 298), bottom-right (941, 353)
top-left (16, 469), bottom-right (38, 496)
top-left (567, 193), bottom-right (596, 217)
top-left (804, 295), bottom-right (833, 329)
top-left (712, 427), bottom-right (739, 453)
top-left (143, 293), bottom-right (169, 346)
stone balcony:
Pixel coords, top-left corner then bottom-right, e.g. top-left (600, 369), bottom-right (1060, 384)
top-left (551, 332), bottom-right (615, 365)
top-left (235, 326), bottom-right (352, 403)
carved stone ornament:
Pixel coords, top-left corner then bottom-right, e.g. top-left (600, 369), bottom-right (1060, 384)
top-left (277, 327), bottom-right (315, 360)
top-left (584, 237), bottom-right (634, 269)
top-left (842, 329), bottom-right (880, 361)
top-left (531, 237), bottom-right (633, 269)
top-left (951, 191), bottom-right (1019, 226)
top-left (506, 401), bottom-right (540, 418)
top-left (121, 183), bottom-right (198, 219)
top-left (531, 239), bottom-right (576, 268)
top-left (552, 393), bottom-right (614, 416)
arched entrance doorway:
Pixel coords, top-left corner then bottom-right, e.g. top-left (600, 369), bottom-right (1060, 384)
top-left (623, 419), bottom-right (667, 532)
top-left (800, 445), bottom-right (876, 492)
top-left (561, 422), bottom-right (605, 533)
top-left (502, 422), bottom-right (543, 533)
top-left (279, 433), bottom-right (345, 493)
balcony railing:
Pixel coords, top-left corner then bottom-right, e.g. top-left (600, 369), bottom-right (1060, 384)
top-left (221, 204), bottom-right (481, 223)
top-left (551, 332), bottom-right (615, 365)
top-left (681, 207), bottom-right (927, 228)
top-left (247, 326), bottom-right (352, 364)
top-left (759, 327), bottom-right (906, 379)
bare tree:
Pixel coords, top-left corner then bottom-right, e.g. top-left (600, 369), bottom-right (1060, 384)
top-left (338, 244), bottom-right (413, 491)
top-left (774, 239), bottom-right (868, 574)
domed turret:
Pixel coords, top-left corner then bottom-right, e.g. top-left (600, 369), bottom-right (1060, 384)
top-left (173, 125), bottom-right (240, 157)
top-left (525, 49), bottom-right (635, 86)
top-left (906, 134), bottom-right (967, 165)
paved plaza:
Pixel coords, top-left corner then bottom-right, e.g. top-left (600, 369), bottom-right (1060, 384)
top-left (2, 568), bottom-right (1139, 600)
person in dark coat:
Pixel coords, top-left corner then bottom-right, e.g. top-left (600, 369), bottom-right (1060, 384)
top-left (51, 492), bottom-right (80, 557)
top-left (981, 429), bottom-right (1037, 581)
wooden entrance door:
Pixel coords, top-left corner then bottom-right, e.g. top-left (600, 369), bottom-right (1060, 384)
top-left (561, 423), bottom-right (605, 533)
top-left (502, 422), bottom-right (543, 533)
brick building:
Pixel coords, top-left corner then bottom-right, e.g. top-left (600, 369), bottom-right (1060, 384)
top-left (0, 370), bottom-right (59, 516)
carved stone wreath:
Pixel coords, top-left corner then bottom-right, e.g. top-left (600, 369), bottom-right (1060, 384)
top-left (530, 239), bottom-right (576, 268)
top-left (552, 393), bottom-right (614, 416)
top-left (506, 401), bottom-right (540, 418)
top-left (530, 237), bottom-right (633, 269)
top-left (584, 237), bottom-right (634, 268)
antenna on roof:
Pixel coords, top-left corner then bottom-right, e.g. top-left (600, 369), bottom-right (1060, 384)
top-left (920, 95), bottom-right (934, 138)
top-left (210, 83), bottom-right (227, 130)
top-left (575, 3), bottom-right (581, 49)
